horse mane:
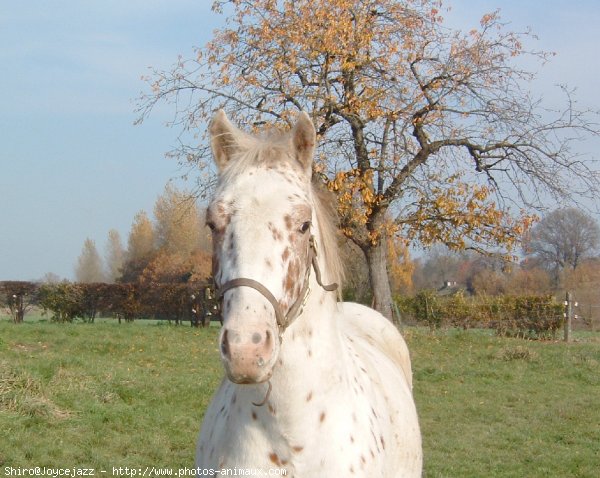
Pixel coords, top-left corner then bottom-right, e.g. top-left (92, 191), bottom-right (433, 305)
top-left (311, 177), bottom-right (345, 299)
top-left (217, 127), bottom-right (345, 297)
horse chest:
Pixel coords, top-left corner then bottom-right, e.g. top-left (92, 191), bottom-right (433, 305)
top-left (198, 375), bottom-right (390, 477)
top-left (292, 397), bottom-right (390, 477)
top-left (251, 407), bottom-right (388, 477)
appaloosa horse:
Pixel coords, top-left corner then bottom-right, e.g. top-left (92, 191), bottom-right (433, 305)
top-left (195, 110), bottom-right (422, 477)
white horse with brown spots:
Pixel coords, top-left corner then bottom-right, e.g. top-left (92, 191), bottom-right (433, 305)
top-left (195, 111), bottom-right (422, 477)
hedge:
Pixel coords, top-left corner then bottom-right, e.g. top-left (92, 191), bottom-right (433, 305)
top-left (0, 281), bottom-right (218, 326)
top-left (3, 280), bottom-right (565, 338)
top-left (396, 291), bottom-right (564, 339)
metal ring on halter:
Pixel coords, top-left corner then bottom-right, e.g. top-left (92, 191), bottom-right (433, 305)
top-left (216, 234), bottom-right (338, 340)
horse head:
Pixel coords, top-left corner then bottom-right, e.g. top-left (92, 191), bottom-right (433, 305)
top-left (207, 110), bottom-right (318, 384)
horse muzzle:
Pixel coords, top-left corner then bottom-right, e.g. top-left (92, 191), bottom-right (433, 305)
top-left (219, 326), bottom-right (277, 384)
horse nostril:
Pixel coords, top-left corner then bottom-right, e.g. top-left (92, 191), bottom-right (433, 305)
top-left (251, 332), bottom-right (262, 344)
top-left (221, 329), bottom-right (230, 358)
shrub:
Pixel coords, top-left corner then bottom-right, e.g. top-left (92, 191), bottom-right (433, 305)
top-left (492, 295), bottom-right (563, 340)
top-left (38, 282), bottom-right (84, 323)
top-left (396, 293), bottom-right (563, 339)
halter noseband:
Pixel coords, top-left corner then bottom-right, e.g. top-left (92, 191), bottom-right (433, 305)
top-left (216, 235), bottom-right (338, 340)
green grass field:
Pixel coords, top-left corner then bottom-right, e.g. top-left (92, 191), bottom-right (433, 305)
top-left (0, 319), bottom-right (598, 477)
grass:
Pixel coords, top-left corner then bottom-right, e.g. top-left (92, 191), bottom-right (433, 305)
top-left (0, 319), bottom-right (222, 470)
top-left (0, 320), bottom-right (598, 477)
top-left (408, 328), bottom-right (600, 477)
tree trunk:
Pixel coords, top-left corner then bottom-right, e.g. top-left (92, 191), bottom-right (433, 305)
top-left (15, 295), bottom-right (25, 323)
top-left (365, 239), bottom-right (394, 321)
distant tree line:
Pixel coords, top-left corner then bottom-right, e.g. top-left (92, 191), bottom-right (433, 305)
top-left (15, 185), bottom-right (219, 326)
top-left (0, 281), bottom-right (219, 326)
top-left (10, 198), bottom-right (594, 330)
top-left (74, 184), bottom-right (212, 286)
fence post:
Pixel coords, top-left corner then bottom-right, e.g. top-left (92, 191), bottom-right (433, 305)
top-left (564, 291), bottom-right (573, 343)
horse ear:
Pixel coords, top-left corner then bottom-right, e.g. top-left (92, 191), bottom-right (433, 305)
top-left (210, 110), bottom-right (239, 171)
top-left (292, 112), bottom-right (316, 176)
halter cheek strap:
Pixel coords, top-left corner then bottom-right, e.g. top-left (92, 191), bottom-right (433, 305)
top-left (216, 235), bottom-right (338, 340)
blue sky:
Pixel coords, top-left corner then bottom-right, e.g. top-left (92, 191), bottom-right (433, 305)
top-left (1, 1), bottom-right (599, 281)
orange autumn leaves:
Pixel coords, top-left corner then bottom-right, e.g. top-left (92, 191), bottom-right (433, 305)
top-left (328, 166), bottom-right (535, 256)
top-left (208, 0), bottom-right (441, 121)
top-left (407, 178), bottom-right (537, 258)
top-left (328, 168), bottom-right (380, 240)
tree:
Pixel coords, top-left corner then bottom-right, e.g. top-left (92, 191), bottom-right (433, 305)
top-left (0, 281), bottom-right (39, 323)
top-left (412, 245), bottom-right (467, 291)
top-left (525, 207), bottom-right (600, 276)
top-left (505, 267), bottom-right (552, 296)
top-left (137, 0), bottom-right (599, 318)
top-left (139, 249), bottom-right (211, 285)
top-left (120, 188), bottom-right (211, 284)
top-left (387, 236), bottom-right (414, 296)
top-left (469, 268), bottom-right (506, 296)
top-left (121, 211), bottom-right (155, 282)
top-left (41, 272), bottom-right (62, 284)
top-left (127, 211), bottom-right (155, 260)
top-left (153, 184), bottom-right (203, 255)
top-left (105, 229), bottom-right (125, 283)
top-left (75, 239), bottom-right (105, 283)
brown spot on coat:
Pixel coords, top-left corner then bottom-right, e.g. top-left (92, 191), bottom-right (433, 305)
top-left (269, 223), bottom-right (283, 241)
top-left (283, 258), bottom-right (301, 296)
top-left (284, 215), bottom-right (293, 230)
top-left (319, 411), bottom-right (326, 423)
top-left (269, 453), bottom-right (281, 466)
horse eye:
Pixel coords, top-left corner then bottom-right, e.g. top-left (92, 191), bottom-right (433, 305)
top-left (206, 221), bottom-right (216, 232)
top-left (299, 221), bottom-right (311, 234)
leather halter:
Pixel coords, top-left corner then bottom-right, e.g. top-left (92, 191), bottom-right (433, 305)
top-left (217, 235), bottom-right (338, 339)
